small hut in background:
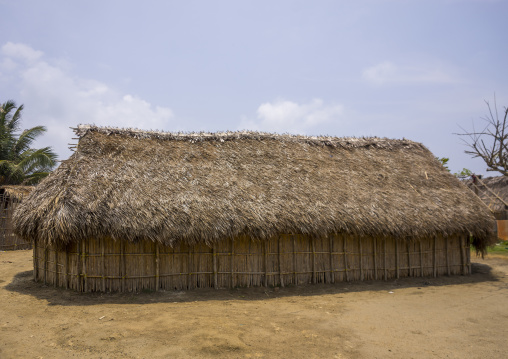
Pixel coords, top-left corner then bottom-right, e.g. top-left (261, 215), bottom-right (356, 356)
top-left (0, 185), bottom-right (34, 250)
top-left (467, 176), bottom-right (508, 241)
top-left (13, 125), bottom-right (496, 292)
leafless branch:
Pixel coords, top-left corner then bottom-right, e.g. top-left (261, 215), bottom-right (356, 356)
top-left (456, 97), bottom-right (508, 176)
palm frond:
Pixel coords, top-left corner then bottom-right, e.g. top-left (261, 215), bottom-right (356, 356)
top-left (14, 126), bottom-right (47, 155)
top-left (17, 147), bottom-right (58, 174)
top-left (7, 103), bottom-right (24, 132)
top-left (0, 159), bottom-right (25, 185)
top-left (0, 99), bottom-right (57, 185)
top-left (0, 100), bottom-right (17, 125)
top-left (22, 171), bottom-right (52, 185)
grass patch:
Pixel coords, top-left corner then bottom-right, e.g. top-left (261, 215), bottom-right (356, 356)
top-left (486, 241), bottom-right (508, 256)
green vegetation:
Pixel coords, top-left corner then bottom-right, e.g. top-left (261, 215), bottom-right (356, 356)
top-left (454, 168), bottom-right (473, 179)
top-left (436, 157), bottom-right (473, 179)
top-left (473, 240), bottom-right (508, 256)
top-left (486, 241), bottom-right (508, 256)
top-left (436, 157), bottom-right (450, 171)
top-left (0, 99), bottom-right (57, 185)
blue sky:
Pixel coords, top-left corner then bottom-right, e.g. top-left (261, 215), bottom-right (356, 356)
top-left (1, 0), bottom-right (507, 175)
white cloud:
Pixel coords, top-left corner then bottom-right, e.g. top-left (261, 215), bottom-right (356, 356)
top-left (0, 42), bottom-right (175, 161)
top-left (0, 57), bottom-right (18, 72)
top-left (240, 99), bottom-right (344, 134)
top-left (2, 42), bottom-right (43, 63)
top-left (362, 61), bottom-right (457, 85)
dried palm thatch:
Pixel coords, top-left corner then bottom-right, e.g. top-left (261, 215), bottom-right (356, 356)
top-left (1, 185), bottom-right (34, 200)
top-left (13, 125), bottom-right (495, 253)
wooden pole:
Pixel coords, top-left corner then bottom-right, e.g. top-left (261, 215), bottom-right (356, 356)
top-left (279, 235), bottom-right (285, 287)
top-left (188, 247), bottom-right (192, 289)
top-left (467, 237), bottom-right (471, 275)
top-left (343, 235), bottom-right (349, 282)
top-left (213, 244), bottom-right (218, 289)
top-left (65, 249), bottom-right (69, 289)
top-left (264, 240), bottom-right (269, 287)
top-left (406, 242), bottom-right (411, 277)
top-left (33, 239), bottom-right (37, 282)
top-left (54, 249), bottom-right (58, 288)
top-left (359, 237), bottom-right (363, 281)
top-left (77, 240), bottom-right (82, 291)
top-left (247, 240), bottom-right (251, 288)
top-left (329, 235), bottom-right (335, 284)
top-left (395, 239), bottom-right (399, 279)
top-left (293, 236), bottom-right (297, 285)
top-left (373, 237), bottom-right (378, 280)
top-left (433, 236), bottom-right (437, 278)
top-left (44, 246), bottom-right (48, 285)
top-left (460, 236), bottom-right (466, 275)
top-left (476, 177), bottom-right (508, 206)
top-left (417, 241), bottom-right (422, 277)
top-left (82, 240), bottom-right (87, 292)
top-left (311, 236), bottom-right (316, 284)
top-left (121, 241), bottom-right (125, 292)
top-left (230, 238), bottom-right (235, 288)
top-left (101, 238), bottom-right (106, 292)
top-left (445, 237), bottom-right (450, 276)
top-left (155, 244), bottom-right (160, 291)
top-left (383, 239), bottom-right (387, 280)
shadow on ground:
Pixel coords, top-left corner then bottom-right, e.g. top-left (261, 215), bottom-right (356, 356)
top-left (3, 261), bottom-right (502, 307)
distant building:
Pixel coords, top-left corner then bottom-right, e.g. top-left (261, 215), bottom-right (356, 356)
top-left (466, 175), bottom-right (508, 241)
top-left (0, 186), bottom-right (34, 250)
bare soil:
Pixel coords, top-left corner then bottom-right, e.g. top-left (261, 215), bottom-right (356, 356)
top-left (1, 249), bottom-right (507, 359)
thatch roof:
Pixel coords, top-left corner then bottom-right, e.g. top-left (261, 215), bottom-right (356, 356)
top-left (13, 125), bottom-right (496, 251)
top-left (1, 185), bottom-right (35, 200)
top-left (465, 176), bottom-right (508, 214)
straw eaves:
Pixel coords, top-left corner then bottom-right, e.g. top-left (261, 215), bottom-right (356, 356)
top-left (1, 185), bottom-right (35, 200)
top-left (13, 125), bottom-right (496, 250)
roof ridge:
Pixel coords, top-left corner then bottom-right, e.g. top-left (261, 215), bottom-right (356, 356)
top-left (74, 124), bottom-right (422, 149)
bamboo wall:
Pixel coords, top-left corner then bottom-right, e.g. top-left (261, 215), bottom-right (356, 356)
top-left (32, 234), bottom-right (471, 292)
top-left (0, 194), bottom-right (30, 251)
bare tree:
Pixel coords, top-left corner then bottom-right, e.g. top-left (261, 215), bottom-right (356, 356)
top-left (457, 98), bottom-right (508, 176)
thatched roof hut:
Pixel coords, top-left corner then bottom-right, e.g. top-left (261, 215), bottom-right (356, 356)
top-left (466, 176), bottom-right (508, 218)
top-left (0, 185), bottom-right (34, 250)
top-left (466, 175), bottom-right (508, 241)
top-left (12, 125), bottom-right (496, 292)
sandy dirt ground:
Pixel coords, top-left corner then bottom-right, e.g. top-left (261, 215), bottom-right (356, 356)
top-left (1, 249), bottom-right (507, 359)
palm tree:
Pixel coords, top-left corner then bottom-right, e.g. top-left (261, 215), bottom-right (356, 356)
top-left (0, 100), bottom-right (57, 185)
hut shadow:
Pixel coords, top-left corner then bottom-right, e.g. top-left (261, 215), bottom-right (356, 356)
top-left (4, 262), bottom-right (501, 307)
